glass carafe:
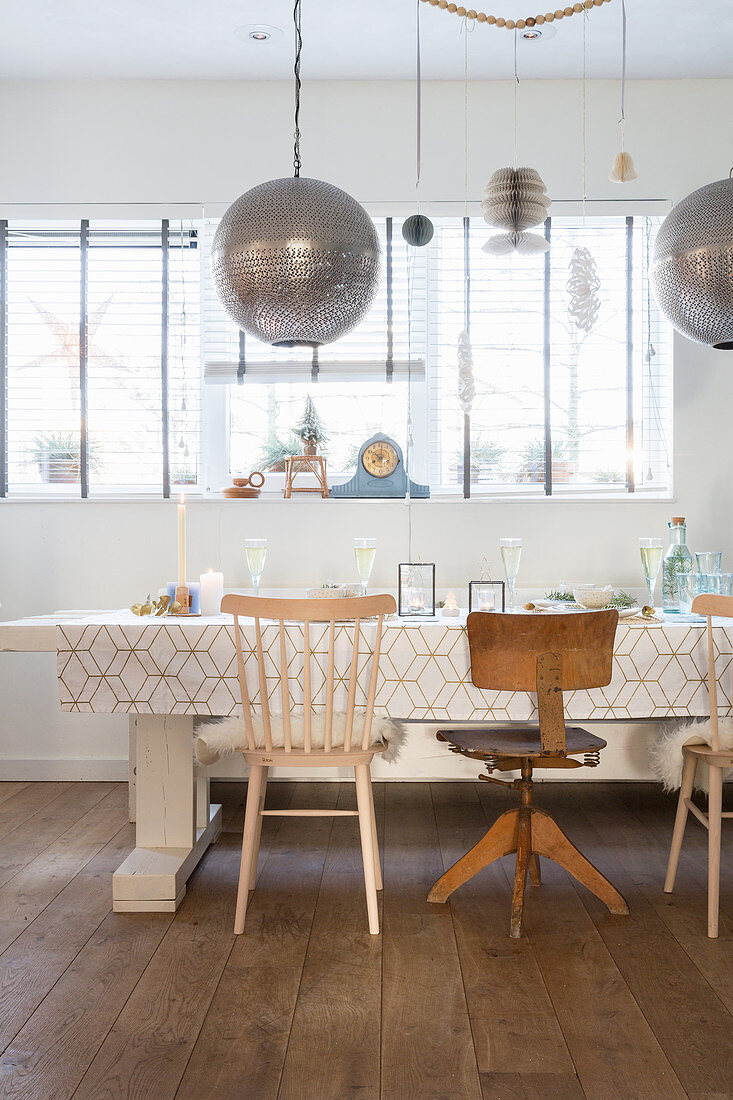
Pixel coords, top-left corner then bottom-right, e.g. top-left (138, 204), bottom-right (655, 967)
top-left (662, 517), bottom-right (693, 611)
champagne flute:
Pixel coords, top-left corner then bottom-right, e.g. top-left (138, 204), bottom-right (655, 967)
top-left (500, 538), bottom-right (522, 610)
top-left (245, 538), bottom-right (267, 598)
top-left (639, 537), bottom-right (663, 609)
top-left (354, 538), bottom-right (376, 596)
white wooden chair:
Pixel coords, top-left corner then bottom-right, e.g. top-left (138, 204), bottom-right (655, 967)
top-left (664, 593), bottom-right (733, 937)
top-left (221, 592), bottom-right (396, 936)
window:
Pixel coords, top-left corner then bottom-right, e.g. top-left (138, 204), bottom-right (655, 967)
top-left (1, 219), bottom-right (199, 496)
top-left (0, 212), bottom-right (672, 498)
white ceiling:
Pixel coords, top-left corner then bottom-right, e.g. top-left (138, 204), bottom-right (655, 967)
top-left (0, 0), bottom-right (731, 81)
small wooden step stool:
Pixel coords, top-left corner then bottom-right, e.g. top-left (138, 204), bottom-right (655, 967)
top-left (283, 454), bottom-right (329, 498)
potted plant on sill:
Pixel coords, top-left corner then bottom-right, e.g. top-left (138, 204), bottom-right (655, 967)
top-left (257, 437), bottom-right (302, 473)
top-left (518, 438), bottom-right (575, 485)
top-left (32, 432), bottom-right (100, 484)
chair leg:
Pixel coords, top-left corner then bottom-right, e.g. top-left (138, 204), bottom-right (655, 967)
top-left (428, 808), bottom-right (519, 904)
top-left (249, 766), bottom-right (269, 889)
top-left (531, 807), bottom-right (629, 916)
top-left (366, 766), bottom-right (382, 891)
top-left (510, 808), bottom-right (531, 938)
top-left (234, 764), bottom-right (265, 935)
top-left (528, 852), bottom-right (541, 887)
top-left (664, 749), bottom-right (697, 894)
top-left (707, 764), bottom-right (723, 939)
top-left (355, 764), bottom-right (380, 935)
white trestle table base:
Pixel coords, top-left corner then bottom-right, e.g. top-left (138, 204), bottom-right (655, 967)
top-left (1, 607), bottom-right (730, 912)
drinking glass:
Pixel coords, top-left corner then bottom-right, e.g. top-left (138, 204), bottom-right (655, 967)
top-left (677, 571), bottom-right (701, 613)
top-left (696, 551), bottom-right (722, 574)
top-left (354, 538), bottom-right (376, 595)
top-left (639, 537), bottom-right (664, 609)
top-left (703, 572), bottom-right (733, 596)
top-left (499, 538), bottom-right (522, 610)
top-left (245, 539), bottom-right (267, 597)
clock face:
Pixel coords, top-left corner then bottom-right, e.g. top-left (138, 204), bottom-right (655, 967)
top-left (361, 440), bottom-right (400, 478)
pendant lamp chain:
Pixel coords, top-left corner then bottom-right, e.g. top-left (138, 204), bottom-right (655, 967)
top-left (293, 0), bottom-right (303, 178)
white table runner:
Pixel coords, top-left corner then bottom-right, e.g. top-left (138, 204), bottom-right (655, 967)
top-left (55, 611), bottom-right (733, 721)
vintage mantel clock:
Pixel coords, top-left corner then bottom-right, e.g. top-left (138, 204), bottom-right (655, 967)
top-left (330, 434), bottom-right (429, 499)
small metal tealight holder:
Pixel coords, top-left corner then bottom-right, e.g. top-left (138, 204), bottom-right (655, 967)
top-left (398, 563), bottom-right (436, 618)
top-left (468, 580), bottom-right (506, 613)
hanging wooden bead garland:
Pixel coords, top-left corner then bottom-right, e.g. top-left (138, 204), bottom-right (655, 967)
top-left (420, 0), bottom-right (612, 31)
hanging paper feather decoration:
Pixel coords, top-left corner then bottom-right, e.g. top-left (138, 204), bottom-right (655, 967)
top-left (481, 167), bottom-right (551, 255)
top-left (457, 330), bottom-right (475, 415)
top-left (567, 246), bottom-right (602, 333)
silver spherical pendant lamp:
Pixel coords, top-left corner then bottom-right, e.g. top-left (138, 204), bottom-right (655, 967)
top-left (212, 0), bottom-right (380, 348)
top-left (651, 173), bottom-right (733, 350)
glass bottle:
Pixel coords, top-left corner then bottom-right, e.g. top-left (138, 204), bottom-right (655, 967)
top-left (662, 516), bottom-right (694, 611)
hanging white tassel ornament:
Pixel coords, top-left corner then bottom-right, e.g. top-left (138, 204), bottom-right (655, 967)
top-left (483, 231), bottom-right (549, 256)
top-left (457, 330), bottom-right (475, 415)
top-left (567, 246), bottom-right (601, 333)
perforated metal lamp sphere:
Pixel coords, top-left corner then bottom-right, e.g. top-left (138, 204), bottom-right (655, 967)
top-left (211, 176), bottom-right (381, 348)
top-left (651, 176), bottom-right (733, 350)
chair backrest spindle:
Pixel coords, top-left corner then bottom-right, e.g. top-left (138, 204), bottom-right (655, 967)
top-left (254, 616), bottom-right (272, 752)
top-left (232, 613), bottom-right (256, 751)
top-left (362, 614), bottom-right (384, 750)
top-left (303, 620), bottom-right (312, 752)
top-left (279, 619), bottom-right (292, 752)
top-left (325, 619), bottom-right (335, 752)
top-left (344, 619), bottom-right (361, 752)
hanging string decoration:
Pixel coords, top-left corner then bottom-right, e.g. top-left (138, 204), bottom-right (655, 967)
top-left (403, 0), bottom-right (435, 247)
top-left (567, 246), bottom-right (601, 332)
top-left (420, 0), bottom-right (613, 30)
top-left (212, 0), bottom-right (380, 347)
top-left (457, 329), bottom-right (475, 414)
top-left (481, 167), bottom-right (551, 255)
top-left (608, 0), bottom-right (637, 183)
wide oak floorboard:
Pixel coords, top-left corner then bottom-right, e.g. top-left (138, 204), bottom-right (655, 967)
top-left (0, 780), bottom-right (729, 1099)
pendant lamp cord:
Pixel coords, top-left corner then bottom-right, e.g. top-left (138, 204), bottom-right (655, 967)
top-left (416, 0), bottom-right (422, 206)
top-left (513, 29), bottom-right (519, 169)
top-left (582, 8), bottom-right (587, 220)
top-left (293, 0), bottom-right (303, 177)
top-left (619, 0), bottom-right (626, 150)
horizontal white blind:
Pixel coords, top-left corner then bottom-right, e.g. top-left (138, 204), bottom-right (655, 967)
top-left (2, 220), bottom-right (200, 496)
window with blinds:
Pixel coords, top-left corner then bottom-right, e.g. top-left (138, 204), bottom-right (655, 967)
top-left (0, 212), bottom-right (671, 498)
top-left (0, 219), bottom-right (199, 496)
top-left (202, 213), bottom-right (672, 497)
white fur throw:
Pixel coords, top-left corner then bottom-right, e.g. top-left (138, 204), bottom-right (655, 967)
top-left (649, 718), bottom-right (733, 793)
top-left (194, 713), bottom-right (407, 766)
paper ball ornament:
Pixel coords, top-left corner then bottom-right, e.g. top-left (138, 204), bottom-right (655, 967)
top-left (651, 176), bottom-right (733, 350)
top-left (402, 214), bottom-right (435, 247)
top-left (481, 167), bottom-right (551, 255)
top-left (212, 176), bottom-right (381, 348)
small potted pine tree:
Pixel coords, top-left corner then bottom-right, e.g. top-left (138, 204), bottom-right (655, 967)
top-left (294, 395), bottom-right (328, 456)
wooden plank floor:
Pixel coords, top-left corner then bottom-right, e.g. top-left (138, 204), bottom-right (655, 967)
top-left (0, 780), bottom-right (730, 1099)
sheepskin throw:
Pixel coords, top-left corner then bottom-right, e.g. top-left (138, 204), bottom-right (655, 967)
top-left (194, 712), bottom-right (407, 766)
top-left (649, 717), bottom-right (733, 793)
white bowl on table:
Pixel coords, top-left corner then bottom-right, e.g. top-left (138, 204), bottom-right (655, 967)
top-left (573, 585), bottom-right (614, 610)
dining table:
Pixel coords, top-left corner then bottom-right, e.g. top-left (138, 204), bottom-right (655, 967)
top-left (0, 605), bottom-right (729, 914)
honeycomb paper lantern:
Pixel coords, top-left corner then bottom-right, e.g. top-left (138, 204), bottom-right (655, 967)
top-left (402, 213), bottom-right (435, 247)
top-left (212, 176), bottom-right (381, 348)
top-left (651, 176), bottom-right (733, 350)
top-left (481, 166), bottom-right (551, 256)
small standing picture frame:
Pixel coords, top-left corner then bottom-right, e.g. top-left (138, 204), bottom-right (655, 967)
top-left (468, 580), bottom-right (506, 613)
top-left (398, 563), bottom-right (436, 618)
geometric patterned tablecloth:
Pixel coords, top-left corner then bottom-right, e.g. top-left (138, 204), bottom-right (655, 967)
top-left (55, 611), bottom-right (733, 721)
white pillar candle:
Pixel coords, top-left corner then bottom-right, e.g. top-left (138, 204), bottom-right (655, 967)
top-left (177, 494), bottom-right (186, 588)
top-left (199, 570), bottom-right (224, 617)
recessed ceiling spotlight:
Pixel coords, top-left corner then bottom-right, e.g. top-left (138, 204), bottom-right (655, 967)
top-left (520, 23), bottom-right (556, 42)
top-left (233, 24), bottom-right (283, 43)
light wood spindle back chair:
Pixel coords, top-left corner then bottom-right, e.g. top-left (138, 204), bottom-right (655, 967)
top-left (428, 609), bottom-right (629, 938)
top-left (221, 592), bottom-right (396, 936)
top-left (664, 593), bottom-right (733, 937)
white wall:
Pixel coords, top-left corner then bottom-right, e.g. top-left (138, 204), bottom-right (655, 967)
top-left (1, 78), bottom-right (732, 781)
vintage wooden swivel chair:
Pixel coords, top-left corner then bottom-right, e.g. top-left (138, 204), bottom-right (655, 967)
top-left (428, 609), bottom-right (629, 938)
